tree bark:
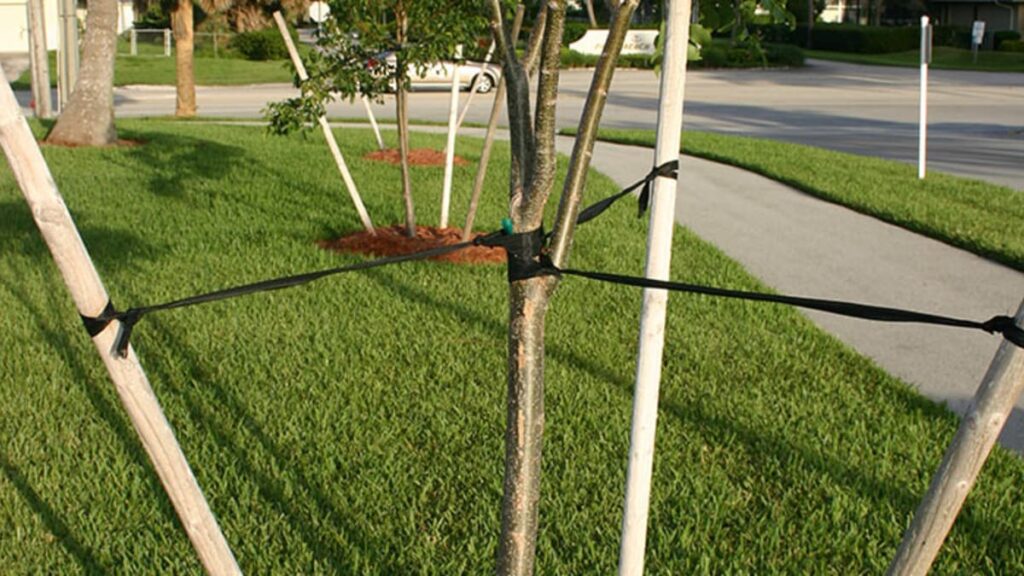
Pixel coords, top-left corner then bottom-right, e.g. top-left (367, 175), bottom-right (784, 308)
top-left (489, 1), bottom-right (640, 574)
top-left (46, 0), bottom-right (118, 146)
top-left (173, 0), bottom-right (197, 117)
top-left (394, 6), bottom-right (416, 238)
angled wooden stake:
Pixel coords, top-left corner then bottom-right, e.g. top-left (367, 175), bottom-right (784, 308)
top-left (273, 11), bottom-right (375, 235)
top-left (887, 299), bottom-right (1024, 576)
top-left (0, 79), bottom-right (241, 576)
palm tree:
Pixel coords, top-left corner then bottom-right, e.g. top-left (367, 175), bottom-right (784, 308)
top-left (46, 0), bottom-right (118, 145)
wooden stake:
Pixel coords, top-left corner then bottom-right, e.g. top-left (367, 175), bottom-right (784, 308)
top-left (273, 11), bottom-right (375, 235)
top-left (360, 95), bottom-right (385, 150)
top-left (618, 0), bottom-right (692, 573)
top-left (887, 300), bottom-right (1024, 576)
top-left (27, 0), bottom-right (53, 119)
top-left (440, 45), bottom-right (462, 229)
top-left (0, 80), bottom-right (240, 575)
top-left (454, 42), bottom-right (496, 132)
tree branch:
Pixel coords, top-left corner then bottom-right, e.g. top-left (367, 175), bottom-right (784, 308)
top-left (549, 0), bottom-right (640, 267)
top-left (519, 0), bottom-right (565, 229)
top-left (487, 0), bottom-right (538, 215)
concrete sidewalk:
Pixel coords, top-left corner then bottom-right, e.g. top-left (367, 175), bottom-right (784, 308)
top-left (570, 137), bottom-right (1024, 452)
top-left (348, 122), bottom-right (1024, 451)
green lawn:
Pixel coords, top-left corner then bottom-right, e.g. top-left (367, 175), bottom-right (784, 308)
top-left (806, 46), bottom-right (1024, 72)
top-left (13, 52), bottom-right (296, 89)
top-left (565, 127), bottom-right (1024, 272)
top-left (2, 121), bottom-right (1023, 573)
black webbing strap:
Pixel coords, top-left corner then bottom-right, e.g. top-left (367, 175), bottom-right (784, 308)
top-left (556, 267), bottom-right (1024, 349)
top-left (575, 160), bottom-right (678, 226)
top-left (81, 231), bottom-right (503, 357)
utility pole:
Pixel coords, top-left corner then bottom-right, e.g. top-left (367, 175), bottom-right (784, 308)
top-left (27, 0), bottom-right (53, 119)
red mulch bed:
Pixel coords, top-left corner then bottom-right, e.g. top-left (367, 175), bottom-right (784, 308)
top-left (318, 225), bottom-right (505, 264)
top-left (364, 148), bottom-right (469, 167)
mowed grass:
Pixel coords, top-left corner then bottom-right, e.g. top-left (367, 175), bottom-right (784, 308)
top-left (2, 121), bottom-right (1023, 573)
top-left (567, 127), bottom-right (1024, 272)
top-left (13, 53), bottom-right (296, 89)
top-left (806, 46), bottom-right (1024, 72)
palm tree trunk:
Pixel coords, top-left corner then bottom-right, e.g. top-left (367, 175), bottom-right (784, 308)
top-left (173, 0), bottom-right (196, 117)
top-left (46, 0), bottom-right (118, 146)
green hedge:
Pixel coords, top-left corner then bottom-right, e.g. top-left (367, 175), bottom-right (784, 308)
top-left (994, 30), bottom-right (1022, 50)
top-left (693, 42), bottom-right (804, 69)
top-left (754, 23), bottom-right (972, 54)
top-left (800, 23), bottom-right (919, 53)
top-left (230, 27), bottom-right (293, 61)
top-left (1000, 39), bottom-right (1024, 52)
top-left (562, 21), bottom-right (590, 46)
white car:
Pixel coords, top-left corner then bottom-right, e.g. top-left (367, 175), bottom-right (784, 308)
top-left (372, 52), bottom-right (501, 93)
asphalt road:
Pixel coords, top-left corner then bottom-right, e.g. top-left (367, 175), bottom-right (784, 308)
top-left (67, 59), bottom-right (1024, 189)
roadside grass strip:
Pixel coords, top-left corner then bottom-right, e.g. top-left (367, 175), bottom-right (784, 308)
top-left (2, 121), bottom-right (1023, 572)
top-left (805, 47), bottom-right (1024, 72)
top-left (567, 127), bottom-right (1024, 272)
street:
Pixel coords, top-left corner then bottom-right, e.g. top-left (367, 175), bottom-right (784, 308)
top-left (90, 59), bottom-right (1024, 189)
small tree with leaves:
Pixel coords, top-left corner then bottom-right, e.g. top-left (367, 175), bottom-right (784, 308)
top-left (266, 0), bottom-right (490, 238)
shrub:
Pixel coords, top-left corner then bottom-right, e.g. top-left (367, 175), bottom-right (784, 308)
top-left (563, 21), bottom-right (590, 46)
top-left (765, 42), bottom-right (805, 67)
top-left (700, 45), bottom-right (729, 67)
top-left (799, 23), bottom-right (919, 53)
top-left (933, 25), bottom-right (972, 49)
top-left (994, 30), bottom-right (1022, 50)
top-left (230, 27), bottom-right (291, 61)
top-left (1000, 39), bottom-right (1024, 52)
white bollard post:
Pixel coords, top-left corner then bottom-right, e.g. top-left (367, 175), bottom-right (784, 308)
top-left (618, 0), bottom-right (692, 573)
top-left (918, 15), bottom-right (930, 180)
top-left (130, 28), bottom-right (137, 56)
top-left (164, 28), bottom-right (172, 57)
top-left (439, 44), bottom-right (462, 229)
top-left (272, 11), bottom-right (375, 235)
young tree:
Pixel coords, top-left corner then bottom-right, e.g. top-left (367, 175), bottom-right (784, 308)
top-left (484, 1), bottom-right (640, 573)
top-left (266, 0), bottom-right (490, 238)
top-left (46, 0), bottom-right (119, 146)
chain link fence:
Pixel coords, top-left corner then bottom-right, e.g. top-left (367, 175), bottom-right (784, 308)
top-left (119, 29), bottom-right (237, 58)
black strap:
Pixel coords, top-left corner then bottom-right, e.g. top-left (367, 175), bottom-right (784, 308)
top-left (83, 231), bottom-right (503, 357)
top-left (575, 160), bottom-right (678, 226)
top-left (557, 267), bottom-right (1024, 349)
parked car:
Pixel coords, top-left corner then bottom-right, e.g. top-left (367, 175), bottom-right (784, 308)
top-left (369, 51), bottom-right (501, 93)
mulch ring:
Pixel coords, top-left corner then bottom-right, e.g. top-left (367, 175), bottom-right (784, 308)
top-left (363, 148), bottom-right (469, 167)
top-left (318, 224), bottom-right (505, 265)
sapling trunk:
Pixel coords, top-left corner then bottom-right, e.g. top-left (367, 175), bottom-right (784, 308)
top-left (489, 1), bottom-right (640, 574)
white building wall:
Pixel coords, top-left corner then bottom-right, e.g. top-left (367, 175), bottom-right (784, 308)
top-left (0, 0), bottom-right (133, 54)
top-left (0, 0), bottom-right (60, 53)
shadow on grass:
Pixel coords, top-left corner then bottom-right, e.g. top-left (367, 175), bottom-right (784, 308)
top-left (110, 130), bottom-right (247, 198)
top-left (361, 265), bottom-right (1021, 563)
top-left (0, 200), bottom-right (168, 263)
top-left (0, 452), bottom-right (105, 574)
top-left (138, 313), bottom-right (415, 573)
top-left (0, 275), bottom-right (175, 572)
